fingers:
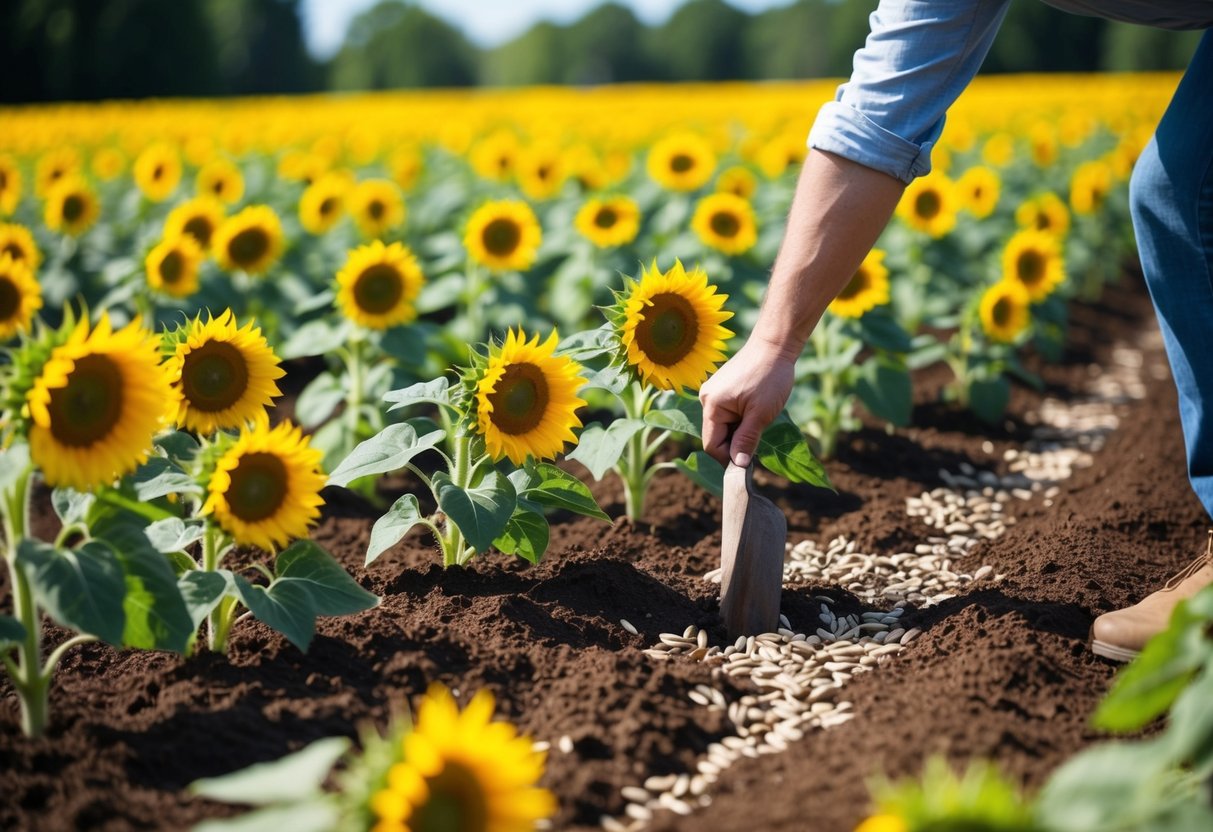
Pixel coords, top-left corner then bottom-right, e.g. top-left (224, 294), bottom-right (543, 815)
top-left (700, 391), bottom-right (737, 468)
top-left (728, 409), bottom-right (767, 469)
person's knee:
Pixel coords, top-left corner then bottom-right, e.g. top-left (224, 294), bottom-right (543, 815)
top-left (1128, 138), bottom-right (1167, 236)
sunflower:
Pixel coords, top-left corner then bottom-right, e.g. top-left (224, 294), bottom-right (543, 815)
top-left (1015, 192), bottom-right (1070, 238)
top-left (213, 205), bottom-right (284, 275)
top-left (716, 166), bottom-right (757, 199)
top-left (956, 166), bottom-right (1000, 219)
top-left (0, 154), bottom-right (22, 215)
top-left (829, 249), bottom-right (891, 319)
top-left (299, 173), bottom-right (349, 235)
top-left (691, 192), bottom-right (758, 256)
top-left (90, 147), bottom-right (126, 182)
top-left (391, 146), bottom-right (423, 192)
top-left (336, 241), bottom-right (425, 330)
top-left (979, 279), bottom-right (1031, 344)
top-left (1069, 160), bottom-right (1112, 216)
top-left (0, 223), bottom-right (42, 272)
top-left (167, 310), bottom-right (285, 433)
top-left (470, 130), bottom-right (520, 183)
top-left (473, 329), bottom-right (587, 466)
top-left (277, 149), bottom-right (328, 185)
top-left (201, 420), bottom-right (325, 551)
top-left (981, 133), bottom-right (1014, 168)
top-left (564, 143), bottom-right (607, 191)
top-left (516, 142), bottom-right (566, 201)
top-left (133, 142), bottom-right (182, 202)
top-left (370, 684), bottom-right (555, 832)
top-left (164, 196), bottom-right (226, 252)
top-left (897, 174), bottom-right (957, 238)
top-left (196, 158), bottom-right (244, 205)
top-left (0, 255), bottom-right (42, 341)
top-left (647, 132), bottom-right (716, 192)
top-left (350, 179), bottom-right (406, 238)
top-left (464, 200), bottom-right (542, 273)
top-left (574, 196), bottom-right (641, 248)
top-left (853, 814), bottom-right (909, 832)
top-left (1002, 229), bottom-right (1065, 301)
top-left (617, 260), bottom-right (734, 392)
top-left (27, 314), bottom-right (174, 491)
top-left (1029, 122), bottom-right (1058, 167)
top-left (44, 177), bottom-right (99, 236)
top-left (145, 233), bottom-right (205, 298)
top-left (35, 148), bottom-right (80, 197)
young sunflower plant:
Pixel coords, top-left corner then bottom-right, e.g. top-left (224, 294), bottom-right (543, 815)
top-left (329, 327), bottom-right (609, 568)
top-left (190, 682), bottom-right (556, 832)
top-left (564, 260), bottom-right (831, 522)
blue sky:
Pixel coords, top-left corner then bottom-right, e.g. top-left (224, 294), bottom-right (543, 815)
top-left (300, 0), bottom-right (795, 57)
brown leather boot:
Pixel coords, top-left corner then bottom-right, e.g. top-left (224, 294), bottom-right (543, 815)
top-left (1090, 531), bottom-right (1213, 662)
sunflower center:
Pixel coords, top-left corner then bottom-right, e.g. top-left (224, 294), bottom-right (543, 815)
top-left (594, 207), bottom-right (618, 229)
top-left (225, 452), bottom-right (288, 523)
top-left (153, 164), bottom-right (165, 181)
top-left (2, 242), bottom-right (24, 262)
top-left (319, 197), bottom-right (338, 218)
top-left (709, 210), bottom-right (740, 239)
top-left (992, 296), bottom-right (1013, 327)
top-left (636, 292), bottom-right (698, 366)
top-left (353, 263), bottom-right (405, 314)
top-left (0, 170), bottom-right (7, 189)
top-left (181, 341), bottom-right (249, 413)
top-left (488, 362), bottom-right (549, 435)
top-left (228, 227), bottom-right (269, 267)
top-left (914, 190), bottom-right (941, 220)
top-left (184, 216), bottom-right (214, 247)
top-left (1034, 212), bottom-right (1051, 231)
top-left (835, 268), bottom-right (870, 301)
top-left (211, 180), bottom-right (225, 196)
top-left (482, 218), bottom-right (521, 257)
top-left (411, 761), bottom-right (489, 832)
top-left (159, 251), bottom-right (185, 285)
top-left (63, 194), bottom-right (85, 223)
top-left (537, 164), bottom-right (551, 181)
top-left (368, 199), bottom-right (385, 221)
top-left (0, 277), bottom-right (19, 321)
top-left (1017, 250), bottom-right (1046, 287)
top-left (670, 153), bottom-right (694, 173)
top-left (46, 354), bottom-right (123, 448)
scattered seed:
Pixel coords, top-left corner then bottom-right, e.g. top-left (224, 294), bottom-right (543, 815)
top-left (620, 619), bottom-right (638, 635)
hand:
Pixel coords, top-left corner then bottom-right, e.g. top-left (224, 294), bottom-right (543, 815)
top-left (700, 336), bottom-right (798, 469)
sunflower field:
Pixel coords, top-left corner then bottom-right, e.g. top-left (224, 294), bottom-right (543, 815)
top-left (0, 72), bottom-right (1187, 830)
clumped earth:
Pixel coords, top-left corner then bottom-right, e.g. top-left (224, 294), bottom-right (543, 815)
top-left (1, 274), bottom-right (1206, 832)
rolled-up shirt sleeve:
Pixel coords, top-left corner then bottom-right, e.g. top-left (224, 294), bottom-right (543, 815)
top-left (809, 0), bottom-right (1011, 183)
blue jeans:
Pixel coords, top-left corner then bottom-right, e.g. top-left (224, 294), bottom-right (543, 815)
top-left (1131, 29), bottom-right (1213, 520)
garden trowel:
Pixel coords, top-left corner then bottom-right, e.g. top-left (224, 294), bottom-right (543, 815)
top-left (720, 461), bottom-right (786, 638)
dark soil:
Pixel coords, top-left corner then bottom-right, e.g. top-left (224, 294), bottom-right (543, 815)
top-left (1, 273), bottom-right (1206, 832)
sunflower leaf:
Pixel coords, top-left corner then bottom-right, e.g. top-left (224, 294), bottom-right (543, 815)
top-left (190, 737), bottom-right (351, 806)
top-left (493, 500), bottom-right (550, 564)
top-left (434, 470), bottom-right (517, 555)
top-left (383, 377), bottom-right (452, 412)
top-left (16, 538), bottom-right (126, 646)
top-left (645, 395), bottom-right (702, 437)
top-left (521, 463), bottom-right (610, 521)
top-left (566, 419), bottom-right (646, 480)
top-left (52, 487), bottom-right (95, 525)
top-left (968, 376), bottom-right (1011, 424)
top-left (0, 615), bottom-right (26, 651)
top-left (0, 441), bottom-right (30, 494)
top-left (672, 451), bottom-right (725, 497)
top-left (855, 357), bottom-right (912, 427)
top-left (365, 493), bottom-right (425, 566)
top-left (326, 423), bottom-right (446, 487)
top-left (295, 371), bottom-right (345, 429)
top-left (235, 541), bottom-right (379, 652)
top-left (178, 570), bottom-right (237, 630)
top-left (132, 456), bottom-right (202, 501)
top-left (278, 318), bottom-right (350, 360)
top-left (756, 417), bottom-right (833, 491)
top-left (145, 517), bottom-right (206, 554)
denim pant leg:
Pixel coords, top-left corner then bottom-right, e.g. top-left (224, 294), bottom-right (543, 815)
top-left (1129, 29), bottom-right (1213, 521)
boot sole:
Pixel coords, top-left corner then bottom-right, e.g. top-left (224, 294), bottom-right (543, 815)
top-left (1090, 639), bottom-right (1139, 663)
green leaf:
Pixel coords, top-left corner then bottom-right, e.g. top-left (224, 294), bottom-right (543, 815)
top-left (855, 312), bottom-right (913, 353)
top-left (566, 419), bottom-right (646, 480)
top-left (145, 517), bottom-right (206, 554)
top-left (672, 451), bottom-right (725, 497)
top-left (155, 430), bottom-right (200, 463)
top-left (0, 615), bottom-right (26, 651)
top-left (366, 493), bottom-right (425, 566)
top-left (0, 441), bottom-right (31, 494)
top-left (234, 541), bottom-right (379, 652)
top-left (644, 401), bottom-right (701, 437)
top-left (52, 488), bottom-right (95, 525)
top-left (132, 457), bottom-right (202, 501)
top-left (855, 357), bottom-right (913, 427)
top-left (493, 502), bottom-right (550, 564)
top-left (17, 538), bottom-right (126, 646)
top-left (190, 737), bottom-right (351, 806)
top-left (179, 570), bottom-right (236, 630)
top-left (278, 318), bottom-right (350, 360)
top-left (106, 532), bottom-right (194, 653)
top-left (756, 418), bottom-right (833, 490)
top-left (327, 423), bottom-right (446, 487)
top-left (520, 463), bottom-right (609, 521)
top-left (557, 324), bottom-right (614, 359)
top-left (434, 470), bottom-right (517, 555)
top-left (384, 377), bottom-right (452, 412)
top-left (968, 376), bottom-right (1011, 425)
top-left (193, 801), bottom-right (341, 832)
top-left (295, 371), bottom-right (345, 429)
top-left (1163, 665), bottom-right (1213, 770)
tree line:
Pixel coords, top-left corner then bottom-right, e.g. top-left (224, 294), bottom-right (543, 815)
top-left (1, 0), bottom-right (1202, 103)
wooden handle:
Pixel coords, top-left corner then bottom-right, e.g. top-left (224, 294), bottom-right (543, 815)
top-left (720, 461), bottom-right (785, 638)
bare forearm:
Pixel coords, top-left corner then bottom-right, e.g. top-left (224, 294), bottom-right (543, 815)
top-left (752, 149), bottom-right (905, 358)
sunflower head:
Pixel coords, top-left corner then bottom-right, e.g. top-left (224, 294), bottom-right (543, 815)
top-left (35, 148), bottom-right (80, 197)
top-left (0, 223), bottom-right (42, 272)
top-left (336, 240), bottom-right (425, 330)
top-left (609, 260), bottom-right (734, 392)
top-left (369, 684), bottom-right (555, 832)
top-left (145, 233), bottom-right (205, 298)
top-left (133, 142), bottom-right (183, 203)
top-left (982, 133), bottom-right (1014, 168)
top-left (717, 166), bottom-right (758, 199)
top-left (956, 166), bottom-right (1000, 219)
top-left (44, 177), bottom-right (100, 237)
top-left (1002, 229), bottom-right (1065, 302)
top-left (0, 254), bottom-right (42, 341)
top-left (462, 329), bottom-right (587, 466)
top-left (165, 310), bottom-right (284, 434)
top-left (464, 200), bottom-right (542, 273)
top-left (1069, 160), bottom-right (1112, 216)
top-left (829, 249), bottom-right (890, 319)
top-left (897, 175), bottom-right (957, 238)
top-left (853, 813), bottom-right (910, 832)
top-left (390, 146), bottom-right (423, 192)
top-left (517, 142), bottom-right (566, 201)
top-left (213, 205), bottom-right (284, 275)
top-left (299, 172), bottom-right (350, 235)
top-left (979, 279), bottom-right (1031, 344)
top-left (691, 192), bottom-right (758, 256)
top-left (470, 130), bottom-right (521, 183)
top-left (165, 196), bottom-right (226, 252)
top-left (196, 158), bottom-right (245, 205)
top-left (25, 313), bottom-right (175, 491)
top-left (278, 149), bottom-right (328, 185)
top-left (0, 154), bottom-right (23, 215)
top-left (647, 132), bottom-right (716, 192)
top-left (201, 420), bottom-right (325, 551)
top-left (1015, 192), bottom-right (1070, 237)
top-left (574, 196), bottom-right (641, 249)
top-left (350, 179), bottom-right (406, 238)
top-left (91, 147), bottom-right (126, 182)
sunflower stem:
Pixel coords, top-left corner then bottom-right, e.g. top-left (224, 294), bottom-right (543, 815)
top-left (619, 381), bottom-right (654, 523)
top-left (1, 465), bottom-right (48, 737)
top-left (464, 259), bottom-right (485, 350)
top-left (345, 337), bottom-right (366, 454)
top-left (201, 523), bottom-right (236, 653)
top-left (439, 432), bottom-right (471, 567)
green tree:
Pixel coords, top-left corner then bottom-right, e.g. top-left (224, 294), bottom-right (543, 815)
top-left (206, 0), bottom-right (321, 95)
top-left (1101, 21), bottom-right (1202, 71)
top-left (563, 3), bottom-right (656, 84)
top-left (482, 21), bottom-right (565, 87)
top-left (647, 0), bottom-right (749, 81)
top-left (329, 1), bottom-right (477, 90)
